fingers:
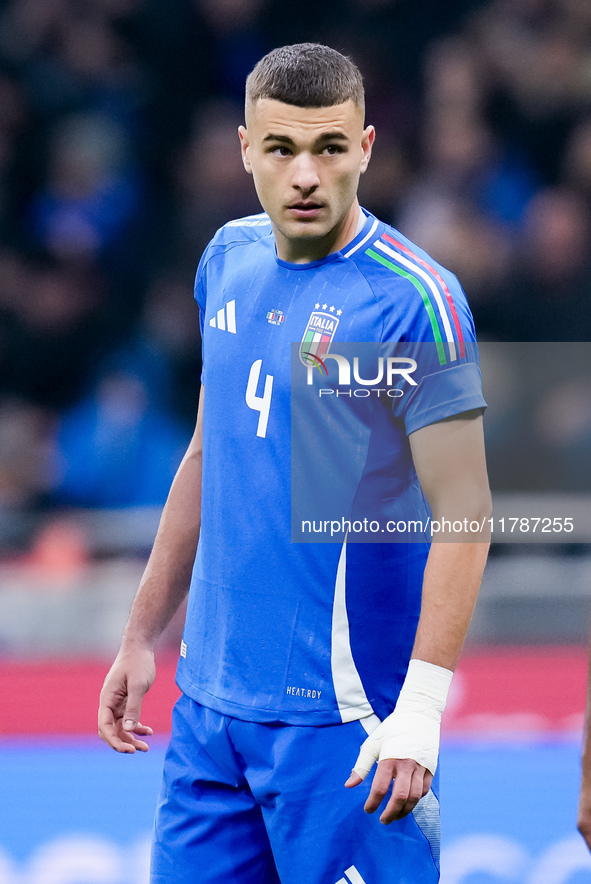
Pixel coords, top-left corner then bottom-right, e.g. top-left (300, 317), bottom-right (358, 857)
top-left (364, 759), bottom-right (432, 824)
top-left (98, 674), bottom-right (153, 754)
top-left (345, 771), bottom-right (363, 788)
top-left (98, 703), bottom-right (134, 753)
top-left (130, 722), bottom-right (153, 735)
top-left (121, 677), bottom-right (148, 734)
top-left (98, 705), bottom-right (152, 754)
top-left (364, 758), bottom-right (396, 815)
top-left (380, 762), bottom-right (430, 824)
top-left (349, 738), bottom-right (379, 784)
top-left (123, 722), bottom-right (152, 752)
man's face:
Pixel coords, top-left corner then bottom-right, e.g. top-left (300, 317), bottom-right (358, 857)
top-left (239, 99), bottom-right (374, 263)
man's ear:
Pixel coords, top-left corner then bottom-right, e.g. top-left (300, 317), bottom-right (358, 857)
top-left (360, 125), bottom-right (375, 174)
top-left (238, 126), bottom-right (252, 174)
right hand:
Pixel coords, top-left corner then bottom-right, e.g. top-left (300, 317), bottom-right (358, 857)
top-left (98, 644), bottom-right (156, 753)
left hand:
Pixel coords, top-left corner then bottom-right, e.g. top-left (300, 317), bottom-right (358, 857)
top-left (344, 659), bottom-right (449, 824)
top-left (346, 758), bottom-right (432, 823)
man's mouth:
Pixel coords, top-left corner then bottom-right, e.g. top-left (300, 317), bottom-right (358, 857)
top-left (288, 202), bottom-right (324, 219)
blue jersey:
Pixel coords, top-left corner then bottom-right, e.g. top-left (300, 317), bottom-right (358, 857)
top-left (176, 209), bottom-right (486, 725)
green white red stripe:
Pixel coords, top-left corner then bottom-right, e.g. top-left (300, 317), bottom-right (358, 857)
top-left (382, 232), bottom-right (465, 358)
top-left (302, 328), bottom-right (331, 358)
top-left (365, 234), bottom-right (465, 365)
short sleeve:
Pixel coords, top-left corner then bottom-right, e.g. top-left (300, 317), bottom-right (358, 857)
top-left (400, 355), bottom-right (486, 436)
top-left (377, 261), bottom-right (486, 434)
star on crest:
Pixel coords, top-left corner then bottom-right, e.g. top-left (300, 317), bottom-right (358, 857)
top-left (315, 302), bottom-right (320, 309)
top-left (322, 303), bottom-right (328, 310)
top-left (329, 305), bottom-right (335, 312)
top-left (337, 309), bottom-right (342, 316)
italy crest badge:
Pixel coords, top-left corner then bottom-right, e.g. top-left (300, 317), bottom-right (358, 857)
top-left (299, 308), bottom-right (340, 366)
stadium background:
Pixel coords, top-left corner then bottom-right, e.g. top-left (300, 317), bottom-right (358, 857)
top-left (0, 0), bottom-right (590, 880)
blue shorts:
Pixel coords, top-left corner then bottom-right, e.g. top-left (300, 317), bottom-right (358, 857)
top-left (151, 693), bottom-right (440, 883)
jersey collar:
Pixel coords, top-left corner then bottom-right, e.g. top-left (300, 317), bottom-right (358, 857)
top-left (274, 209), bottom-right (378, 271)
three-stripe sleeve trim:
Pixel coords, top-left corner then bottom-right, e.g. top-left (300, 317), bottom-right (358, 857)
top-left (382, 232), bottom-right (465, 358)
top-left (365, 233), bottom-right (469, 365)
top-left (374, 240), bottom-right (457, 362)
top-left (365, 247), bottom-right (447, 365)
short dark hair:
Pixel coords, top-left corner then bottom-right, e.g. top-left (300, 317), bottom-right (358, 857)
top-left (246, 43), bottom-right (364, 114)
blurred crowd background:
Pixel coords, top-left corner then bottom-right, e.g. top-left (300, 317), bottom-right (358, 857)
top-left (0, 0), bottom-right (590, 654)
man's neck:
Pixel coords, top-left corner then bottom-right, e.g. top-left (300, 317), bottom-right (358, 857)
top-left (354, 206), bottom-right (365, 236)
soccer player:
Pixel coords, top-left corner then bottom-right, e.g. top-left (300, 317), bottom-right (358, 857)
top-left (99, 43), bottom-right (491, 883)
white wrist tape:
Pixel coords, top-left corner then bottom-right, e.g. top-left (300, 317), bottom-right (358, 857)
top-left (352, 659), bottom-right (453, 779)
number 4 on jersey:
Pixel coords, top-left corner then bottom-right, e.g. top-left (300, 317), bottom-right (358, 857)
top-left (246, 359), bottom-right (274, 438)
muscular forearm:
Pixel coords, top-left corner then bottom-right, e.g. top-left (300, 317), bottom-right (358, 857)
top-left (122, 399), bottom-right (203, 651)
top-left (409, 411), bottom-right (491, 671)
top-left (411, 541), bottom-right (489, 671)
top-left (100, 392), bottom-right (203, 752)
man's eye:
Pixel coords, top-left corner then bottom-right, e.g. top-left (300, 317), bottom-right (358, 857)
top-left (323, 145), bottom-right (344, 155)
top-left (271, 146), bottom-right (291, 156)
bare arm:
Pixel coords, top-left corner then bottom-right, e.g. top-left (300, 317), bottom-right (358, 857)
top-left (409, 409), bottom-right (491, 670)
top-left (349, 409), bottom-right (491, 821)
top-left (578, 635), bottom-right (591, 849)
top-left (98, 388), bottom-right (204, 753)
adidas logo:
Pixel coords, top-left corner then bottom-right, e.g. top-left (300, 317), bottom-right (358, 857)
top-left (335, 866), bottom-right (368, 884)
top-left (209, 300), bottom-right (236, 333)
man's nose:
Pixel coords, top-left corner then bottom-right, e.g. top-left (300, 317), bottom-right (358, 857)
top-left (291, 153), bottom-right (320, 193)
